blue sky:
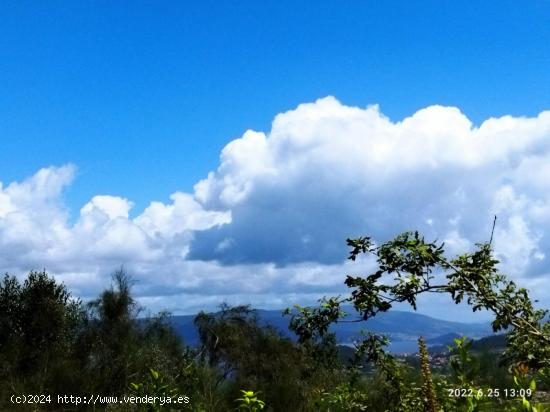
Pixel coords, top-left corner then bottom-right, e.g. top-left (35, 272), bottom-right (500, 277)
top-left (1, 1), bottom-right (550, 321)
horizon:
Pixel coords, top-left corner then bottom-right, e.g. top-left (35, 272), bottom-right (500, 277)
top-left (140, 306), bottom-right (491, 327)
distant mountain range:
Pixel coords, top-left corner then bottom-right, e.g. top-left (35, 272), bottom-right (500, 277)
top-left (165, 307), bottom-right (494, 354)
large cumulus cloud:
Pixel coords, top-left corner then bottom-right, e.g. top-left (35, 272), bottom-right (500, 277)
top-left (190, 97), bottom-right (550, 276)
top-left (2, 97), bottom-right (550, 319)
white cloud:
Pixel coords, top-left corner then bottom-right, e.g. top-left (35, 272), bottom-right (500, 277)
top-left (190, 97), bottom-right (550, 270)
top-left (135, 192), bottom-right (231, 238)
top-left (81, 195), bottom-right (133, 220)
top-left (0, 165), bottom-right (229, 299)
top-left (2, 97), bottom-right (550, 320)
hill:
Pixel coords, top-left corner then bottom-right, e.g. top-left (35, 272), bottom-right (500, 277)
top-left (165, 307), bottom-right (493, 354)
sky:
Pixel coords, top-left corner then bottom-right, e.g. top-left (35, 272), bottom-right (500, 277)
top-left (1, 1), bottom-right (549, 322)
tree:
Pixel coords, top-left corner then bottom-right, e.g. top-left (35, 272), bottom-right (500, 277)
top-left (79, 268), bottom-right (142, 394)
top-left (194, 304), bottom-right (343, 411)
top-left (0, 271), bottom-right (84, 398)
top-left (286, 230), bottom-right (550, 406)
top-left (1, 268), bottom-right (195, 407)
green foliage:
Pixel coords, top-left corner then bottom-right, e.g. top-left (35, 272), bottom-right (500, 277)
top-left (449, 337), bottom-right (480, 388)
top-left (195, 303), bottom-right (343, 411)
top-left (443, 337), bottom-right (550, 412)
top-left (0, 271), bottom-right (84, 398)
top-left (314, 383), bottom-right (369, 411)
top-left (176, 355), bottom-right (223, 411)
top-left (0, 268), bottom-right (197, 410)
top-left (234, 390), bottom-right (265, 411)
top-left (448, 337), bottom-right (483, 412)
top-left (510, 363), bottom-right (546, 412)
top-left (447, 244), bottom-right (550, 370)
top-left (129, 368), bottom-right (180, 412)
top-left (287, 230), bottom-right (550, 411)
top-left (291, 231), bottom-right (550, 373)
top-left (283, 298), bottom-right (343, 368)
top-left (78, 269), bottom-right (143, 394)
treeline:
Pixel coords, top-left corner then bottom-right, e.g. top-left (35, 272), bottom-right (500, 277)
top-left (1, 230), bottom-right (550, 411)
top-left (0, 270), bottom-right (357, 411)
top-left (2, 270), bottom-right (549, 412)
top-left (1, 270), bottom-right (186, 408)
